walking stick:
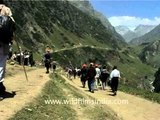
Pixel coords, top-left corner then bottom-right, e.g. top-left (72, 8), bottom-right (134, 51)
top-left (14, 34), bottom-right (29, 81)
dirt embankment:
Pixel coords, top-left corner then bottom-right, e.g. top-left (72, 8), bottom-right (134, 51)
top-left (0, 65), bottom-right (50, 120)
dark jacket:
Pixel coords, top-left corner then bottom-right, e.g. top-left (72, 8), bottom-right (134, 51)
top-left (100, 69), bottom-right (110, 82)
top-left (87, 66), bottom-right (96, 80)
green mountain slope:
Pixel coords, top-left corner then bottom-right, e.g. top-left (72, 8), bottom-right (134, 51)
top-left (139, 40), bottom-right (160, 67)
top-left (6, 0), bottom-right (126, 53)
top-left (70, 0), bottom-right (124, 42)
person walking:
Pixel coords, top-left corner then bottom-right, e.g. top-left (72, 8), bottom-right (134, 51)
top-left (0, 1), bottom-right (15, 100)
top-left (100, 66), bottom-right (110, 90)
top-left (95, 64), bottom-right (101, 90)
top-left (110, 66), bottom-right (120, 96)
top-left (29, 51), bottom-right (35, 67)
top-left (43, 50), bottom-right (51, 74)
top-left (87, 63), bottom-right (96, 93)
top-left (80, 64), bottom-right (87, 88)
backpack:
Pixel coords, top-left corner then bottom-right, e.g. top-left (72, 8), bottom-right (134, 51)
top-left (100, 69), bottom-right (110, 80)
top-left (0, 15), bottom-right (15, 44)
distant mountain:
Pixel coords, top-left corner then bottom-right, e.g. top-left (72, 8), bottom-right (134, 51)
top-left (70, 0), bottom-right (113, 30)
top-left (70, 0), bottom-right (125, 42)
top-left (123, 31), bottom-right (138, 42)
top-left (130, 24), bottom-right (160, 45)
top-left (116, 25), bottom-right (155, 43)
top-left (115, 26), bottom-right (131, 35)
top-left (134, 25), bottom-right (155, 37)
top-left (115, 26), bottom-right (137, 42)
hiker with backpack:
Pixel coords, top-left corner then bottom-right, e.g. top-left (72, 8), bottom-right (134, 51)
top-left (87, 63), bottom-right (96, 93)
top-left (100, 65), bottom-right (110, 90)
top-left (0, 1), bottom-right (15, 100)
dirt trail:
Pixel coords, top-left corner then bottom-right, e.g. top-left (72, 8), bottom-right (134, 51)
top-left (0, 66), bottom-right (50, 120)
top-left (61, 75), bottom-right (160, 120)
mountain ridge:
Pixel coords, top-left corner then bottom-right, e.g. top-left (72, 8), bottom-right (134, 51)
top-left (115, 25), bottom-right (156, 42)
top-left (130, 24), bottom-right (160, 45)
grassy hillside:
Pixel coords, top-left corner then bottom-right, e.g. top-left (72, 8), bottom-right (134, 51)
top-left (138, 40), bottom-right (160, 67)
top-left (130, 40), bottom-right (160, 68)
top-left (70, 0), bottom-right (124, 42)
top-left (5, 0), bottom-right (126, 53)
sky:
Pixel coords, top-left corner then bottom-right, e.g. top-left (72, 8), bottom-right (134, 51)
top-left (90, 0), bottom-right (160, 30)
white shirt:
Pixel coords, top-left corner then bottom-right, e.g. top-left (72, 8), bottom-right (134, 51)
top-left (110, 69), bottom-right (120, 80)
top-left (95, 67), bottom-right (101, 78)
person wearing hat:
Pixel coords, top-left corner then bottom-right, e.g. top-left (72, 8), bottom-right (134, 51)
top-left (87, 63), bottom-right (96, 93)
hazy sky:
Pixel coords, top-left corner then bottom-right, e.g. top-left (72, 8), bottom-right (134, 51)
top-left (90, 0), bottom-right (160, 30)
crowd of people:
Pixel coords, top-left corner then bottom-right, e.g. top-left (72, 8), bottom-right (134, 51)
top-left (66, 63), bottom-right (121, 96)
top-left (9, 47), bottom-right (35, 67)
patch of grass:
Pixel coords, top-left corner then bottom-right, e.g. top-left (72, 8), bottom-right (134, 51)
top-left (84, 105), bottom-right (121, 120)
top-left (6, 64), bottom-right (36, 78)
top-left (119, 84), bottom-right (160, 104)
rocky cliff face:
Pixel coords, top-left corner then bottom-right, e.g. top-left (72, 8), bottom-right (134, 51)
top-left (139, 40), bottom-right (160, 67)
